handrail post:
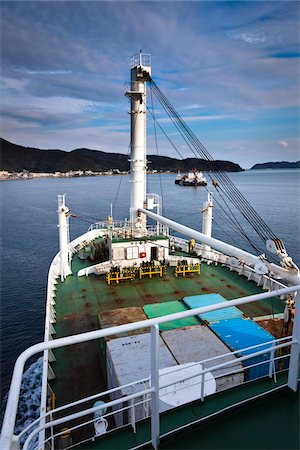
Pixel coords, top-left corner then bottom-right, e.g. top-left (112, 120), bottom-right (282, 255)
top-left (288, 295), bottom-right (300, 392)
top-left (130, 386), bottom-right (136, 434)
top-left (268, 348), bottom-right (274, 379)
top-left (50, 411), bottom-right (54, 450)
top-left (268, 348), bottom-right (277, 383)
top-left (10, 435), bottom-right (20, 450)
top-left (150, 324), bottom-right (160, 449)
top-left (200, 363), bottom-right (205, 401)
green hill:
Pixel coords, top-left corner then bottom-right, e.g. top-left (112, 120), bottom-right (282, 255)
top-left (251, 161), bottom-right (300, 170)
top-left (0, 138), bottom-right (244, 173)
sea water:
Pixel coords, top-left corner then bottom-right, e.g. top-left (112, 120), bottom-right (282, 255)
top-left (1, 169), bottom-right (299, 431)
top-left (1, 358), bottom-right (42, 448)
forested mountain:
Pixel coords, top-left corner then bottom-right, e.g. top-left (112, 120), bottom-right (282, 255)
top-left (0, 138), bottom-right (244, 173)
top-left (251, 161), bottom-right (300, 169)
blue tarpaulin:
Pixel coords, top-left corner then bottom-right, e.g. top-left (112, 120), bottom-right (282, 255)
top-left (183, 293), bottom-right (243, 324)
top-left (210, 317), bottom-right (275, 380)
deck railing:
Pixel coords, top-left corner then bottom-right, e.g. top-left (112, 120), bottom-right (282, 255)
top-left (1, 285), bottom-right (299, 450)
top-left (20, 336), bottom-right (293, 450)
top-left (88, 221), bottom-right (169, 236)
top-left (171, 236), bottom-right (289, 292)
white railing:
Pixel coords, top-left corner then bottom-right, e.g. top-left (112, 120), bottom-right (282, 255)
top-left (88, 220), bottom-right (130, 231)
top-left (130, 52), bottom-right (151, 69)
top-left (19, 335), bottom-right (293, 450)
top-left (1, 285), bottom-right (299, 450)
top-left (171, 236), bottom-right (288, 293)
top-left (39, 227), bottom-right (106, 446)
top-left (22, 338), bottom-right (293, 450)
top-left (140, 208), bottom-right (300, 286)
top-left (146, 224), bottom-right (169, 236)
top-left (88, 220), bottom-right (168, 236)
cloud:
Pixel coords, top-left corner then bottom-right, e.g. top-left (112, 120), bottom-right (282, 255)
top-left (276, 140), bottom-right (289, 148)
top-left (230, 32), bottom-right (267, 44)
top-left (0, 1), bottom-right (299, 167)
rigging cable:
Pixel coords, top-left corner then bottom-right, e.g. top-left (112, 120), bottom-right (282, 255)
top-left (149, 83), bottom-right (266, 238)
top-left (150, 84), bottom-right (164, 209)
top-left (206, 185), bottom-right (266, 256)
top-left (69, 214), bottom-right (97, 225)
top-left (111, 145), bottom-right (130, 217)
top-left (150, 80), bottom-right (277, 241)
top-left (147, 100), bottom-right (270, 257)
top-left (149, 79), bottom-right (277, 244)
top-left (150, 80), bottom-right (271, 239)
top-left (70, 211), bottom-right (101, 223)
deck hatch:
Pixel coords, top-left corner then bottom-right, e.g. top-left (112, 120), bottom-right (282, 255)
top-left (183, 293), bottom-right (243, 323)
top-left (106, 333), bottom-right (177, 426)
top-left (209, 318), bottom-right (275, 380)
top-left (161, 326), bottom-right (244, 392)
top-left (143, 300), bottom-right (199, 330)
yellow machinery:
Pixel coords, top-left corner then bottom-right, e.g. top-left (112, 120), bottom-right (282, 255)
top-left (139, 262), bottom-right (166, 279)
top-left (106, 267), bottom-right (136, 285)
top-left (106, 263), bottom-right (167, 284)
top-left (51, 392), bottom-right (56, 410)
top-left (188, 239), bottom-right (195, 254)
top-left (174, 262), bottom-right (200, 277)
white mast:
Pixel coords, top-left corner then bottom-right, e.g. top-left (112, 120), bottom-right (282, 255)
top-left (58, 194), bottom-right (72, 281)
top-left (202, 192), bottom-right (213, 254)
top-left (126, 51), bottom-right (151, 236)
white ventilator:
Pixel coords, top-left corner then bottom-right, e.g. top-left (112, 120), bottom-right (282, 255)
top-left (58, 194), bottom-right (72, 281)
top-left (93, 401), bottom-right (108, 438)
top-left (202, 192), bottom-right (213, 253)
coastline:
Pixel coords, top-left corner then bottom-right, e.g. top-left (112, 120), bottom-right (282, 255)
top-left (2, 167), bottom-right (299, 181)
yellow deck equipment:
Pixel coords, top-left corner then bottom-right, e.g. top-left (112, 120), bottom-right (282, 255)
top-left (174, 262), bottom-right (201, 278)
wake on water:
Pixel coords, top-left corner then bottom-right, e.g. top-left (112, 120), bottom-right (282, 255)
top-left (2, 358), bottom-right (42, 448)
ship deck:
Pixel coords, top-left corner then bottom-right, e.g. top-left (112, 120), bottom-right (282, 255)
top-left (51, 243), bottom-right (286, 410)
top-left (76, 374), bottom-right (299, 449)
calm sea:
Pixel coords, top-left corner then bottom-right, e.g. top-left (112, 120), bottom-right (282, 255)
top-left (1, 169), bottom-right (300, 399)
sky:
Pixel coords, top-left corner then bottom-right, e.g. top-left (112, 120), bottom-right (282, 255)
top-left (1, 1), bottom-right (299, 168)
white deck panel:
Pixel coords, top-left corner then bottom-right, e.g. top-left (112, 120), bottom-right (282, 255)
top-left (161, 325), bottom-right (244, 392)
top-left (106, 332), bottom-right (177, 426)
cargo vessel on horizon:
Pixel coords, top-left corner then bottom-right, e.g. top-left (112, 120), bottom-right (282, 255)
top-left (1, 52), bottom-right (299, 450)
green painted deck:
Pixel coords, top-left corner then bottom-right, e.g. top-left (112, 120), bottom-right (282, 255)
top-left (143, 300), bottom-right (200, 330)
top-left (51, 248), bottom-right (285, 408)
top-left (50, 242), bottom-right (287, 447)
top-left (76, 375), bottom-right (299, 450)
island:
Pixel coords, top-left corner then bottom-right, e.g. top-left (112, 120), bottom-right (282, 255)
top-left (251, 161), bottom-right (300, 170)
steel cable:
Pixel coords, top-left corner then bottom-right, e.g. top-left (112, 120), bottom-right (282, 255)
top-left (149, 79), bottom-right (277, 243)
top-left (147, 99), bottom-right (267, 256)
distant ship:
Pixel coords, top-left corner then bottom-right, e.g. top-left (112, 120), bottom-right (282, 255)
top-left (175, 170), bottom-right (207, 186)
